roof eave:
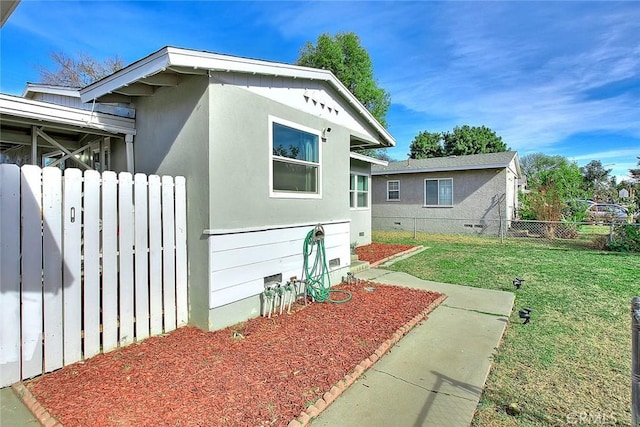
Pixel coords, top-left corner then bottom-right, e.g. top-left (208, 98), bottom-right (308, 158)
top-left (350, 151), bottom-right (389, 166)
top-left (1, 94), bottom-right (136, 135)
top-left (372, 162), bottom-right (511, 176)
top-left (79, 46), bottom-right (395, 148)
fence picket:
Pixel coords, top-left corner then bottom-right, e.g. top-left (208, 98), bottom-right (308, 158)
top-left (148, 175), bottom-right (163, 335)
top-left (102, 172), bottom-right (118, 352)
top-left (118, 172), bottom-right (135, 345)
top-left (134, 173), bottom-right (150, 341)
top-left (175, 176), bottom-right (188, 327)
top-left (20, 165), bottom-right (44, 379)
top-left (0, 164), bottom-right (21, 386)
top-left (83, 170), bottom-right (101, 358)
top-left (42, 167), bottom-right (63, 372)
top-left (63, 169), bottom-right (83, 365)
top-left (162, 176), bottom-right (177, 332)
top-left (1, 165), bottom-right (188, 386)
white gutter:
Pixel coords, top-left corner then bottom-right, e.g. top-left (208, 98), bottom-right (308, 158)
top-left (350, 151), bottom-right (389, 166)
top-left (0, 94), bottom-right (136, 135)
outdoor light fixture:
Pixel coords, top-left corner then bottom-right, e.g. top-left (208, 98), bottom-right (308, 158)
top-left (519, 307), bottom-right (532, 324)
top-left (321, 127), bottom-right (331, 142)
top-left (513, 277), bottom-right (525, 290)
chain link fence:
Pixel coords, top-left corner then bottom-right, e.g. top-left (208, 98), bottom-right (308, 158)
top-left (372, 215), bottom-right (640, 247)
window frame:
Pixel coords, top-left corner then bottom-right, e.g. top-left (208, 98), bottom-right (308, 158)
top-left (424, 178), bottom-right (453, 207)
top-left (269, 116), bottom-right (322, 199)
top-left (350, 173), bottom-right (369, 210)
top-left (387, 180), bottom-right (400, 201)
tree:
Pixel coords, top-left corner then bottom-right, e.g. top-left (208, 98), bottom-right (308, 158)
top-left (442, 125), bottom-right (507, 156)
top-left (408, 131), bottom-right (444, 159)
top-left (581, 160), bottom-right (613, 201)
top-left (520, 153), bottom-right (566, 181)
top-left (38, 51), bottom-right (124, 87)
top-left (519, 155), bottom-right (586, 223)
top-left (630, 156), bottom-right (640, 183)
top-left (297, 32), bottom-right (390, 128)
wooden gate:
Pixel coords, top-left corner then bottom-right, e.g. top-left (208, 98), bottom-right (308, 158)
top-left (0, 164), bottom-right (188, 387)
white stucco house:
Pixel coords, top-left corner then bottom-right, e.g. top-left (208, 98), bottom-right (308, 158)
top-left (0, 46), bottom-right (394, 331)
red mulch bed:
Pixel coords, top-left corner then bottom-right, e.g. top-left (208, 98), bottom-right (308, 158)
top-left (26, 282), bottom-right (441, 427)
top-left (355, 242), bottom-right (416, 264)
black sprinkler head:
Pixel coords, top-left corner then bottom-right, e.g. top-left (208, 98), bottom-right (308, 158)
top-left (518, 307), bottom-right (532, 324)
top-left (513, 277), bottom-right (525, 290)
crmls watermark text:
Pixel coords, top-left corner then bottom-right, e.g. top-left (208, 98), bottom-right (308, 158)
top-left (566, 412), bottom-right (617, 425)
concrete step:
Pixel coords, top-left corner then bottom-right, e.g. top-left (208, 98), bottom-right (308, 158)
top-left (349, 260), bottom-right (370, 274)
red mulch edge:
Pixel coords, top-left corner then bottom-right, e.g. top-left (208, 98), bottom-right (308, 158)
top-left (18, 282), bottom-right (445, 427)
top-left (355, 243), bottom-right (418, 266)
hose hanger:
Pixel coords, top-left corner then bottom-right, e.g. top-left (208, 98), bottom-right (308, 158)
top-left (303, 224), bottom-right (352, 304)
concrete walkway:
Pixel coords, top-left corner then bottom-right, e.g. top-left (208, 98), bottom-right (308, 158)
top-left (313, 268), bottom-right (514, 427)
top-left (0, 386), bottom-right (38, 426)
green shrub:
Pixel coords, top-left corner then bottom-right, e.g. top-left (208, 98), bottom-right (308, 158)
top-left (607, 224), bottom-right (640, 252)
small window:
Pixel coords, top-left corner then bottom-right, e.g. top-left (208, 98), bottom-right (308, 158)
top-left (270, 117), bottom-right (321, 198)
top-left (424, 178), bottom-right (453, 206)
top-left (387, 180), bottom-right (400, 201)
top-left (350, 174), bottom-right (368, 208)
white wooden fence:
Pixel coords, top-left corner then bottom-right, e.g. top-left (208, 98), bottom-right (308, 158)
top-left (0, 164), bottom-right (188, 387)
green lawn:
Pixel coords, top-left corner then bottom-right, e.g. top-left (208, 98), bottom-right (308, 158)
top-left (372, 231), bottom-right (638, 426)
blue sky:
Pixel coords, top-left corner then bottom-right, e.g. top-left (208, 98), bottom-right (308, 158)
top-left (2, 1), bottom-right (639, 181)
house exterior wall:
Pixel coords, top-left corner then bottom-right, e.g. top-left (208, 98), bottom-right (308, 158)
top-left (350, 158), bottom-right (373, 246)
top-left (132, 74), bottom-right (212, 329)
top-left (204, 81), bottom-right (355, 330)
top-left (372, 168), bottom-right (510, 234)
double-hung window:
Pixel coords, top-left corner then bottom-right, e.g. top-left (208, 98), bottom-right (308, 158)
top-left (424, 178), bottom-right (453, 206)
top-left (270, 117), bottom-right (321, 198)
top-left (387, 180), bottom-right (400, 201)
top-left (350, 174), bottom-right (368, 208)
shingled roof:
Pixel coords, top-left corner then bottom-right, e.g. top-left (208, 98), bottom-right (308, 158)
top-left (372, 151), bottom-right (520, 177)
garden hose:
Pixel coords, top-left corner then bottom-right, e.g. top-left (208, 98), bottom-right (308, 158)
top-left (302, 225), bottom-right (352, 304)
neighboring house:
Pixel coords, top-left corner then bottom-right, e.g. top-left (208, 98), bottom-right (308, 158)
top-left (371, 151), bottom-right (521, 234)
top-left (1, 46), bottom-right (394, 331)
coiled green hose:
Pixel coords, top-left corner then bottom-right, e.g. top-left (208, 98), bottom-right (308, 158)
top-left (303, 225), bottom-right (352, 304)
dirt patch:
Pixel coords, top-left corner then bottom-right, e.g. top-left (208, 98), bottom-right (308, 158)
top-left (25, 282), bottom-right (442, 426)
top-left (355, 242), bottom-right (416, 264)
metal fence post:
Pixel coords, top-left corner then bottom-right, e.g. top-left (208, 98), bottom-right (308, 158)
top-left (633, 296), bottom-right (640, 427)
top-left (609, 222), bottom-right (615, 243)
top-left (413, 217), bottom-right (417, 239)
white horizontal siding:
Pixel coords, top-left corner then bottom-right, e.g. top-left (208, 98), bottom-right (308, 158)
top-left (209, 222), bottom-right (350, 308)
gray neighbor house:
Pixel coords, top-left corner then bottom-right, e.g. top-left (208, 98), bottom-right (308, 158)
top-left (1, 46), bottom-right (394, 331)
top-left (371, 151), bottom-right (522, 234)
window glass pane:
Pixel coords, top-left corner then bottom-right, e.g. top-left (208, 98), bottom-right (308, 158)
top-left (357, 192), bottom-right (368, 207)
top-left (350, 174), bottom-right (355, 191)
top-left (273, 160), bottom-right (317, 192)
top-left (273, 123), bottom-right (318, 163)
top-left (357, 175), bottom-right (368, 191)
top-left (425, 180), bottom-right (438, 205)
top-left (350, 191), bottom-right (355, 208)
top-left (388, 191), bottom-right (399, 200)
top-left (388, 181), bottom-right (399, 191)
top-left (440, 179), bottom-right (452, 205)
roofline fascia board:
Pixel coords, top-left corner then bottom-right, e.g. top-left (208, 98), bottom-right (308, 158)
top-left (372, 163), bottom-right (510, 175)
top-left (0, 94), bottom-right (136, 135)
top-left (350, 151), bottom-right (389, 166)
top-left (79, 46), bottom-right (395, 147)
top-left (80, 47), bottom-right (172, 103)
top-left (23, 83), bottom-right (81, 99)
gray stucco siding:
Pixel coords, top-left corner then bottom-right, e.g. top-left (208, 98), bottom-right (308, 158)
top-left (207, 83), bottom-right (351, 230)
top-left (132, 75), bottom-right (212, 329)
top-left (372, 169), bottom-right (509, 234)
